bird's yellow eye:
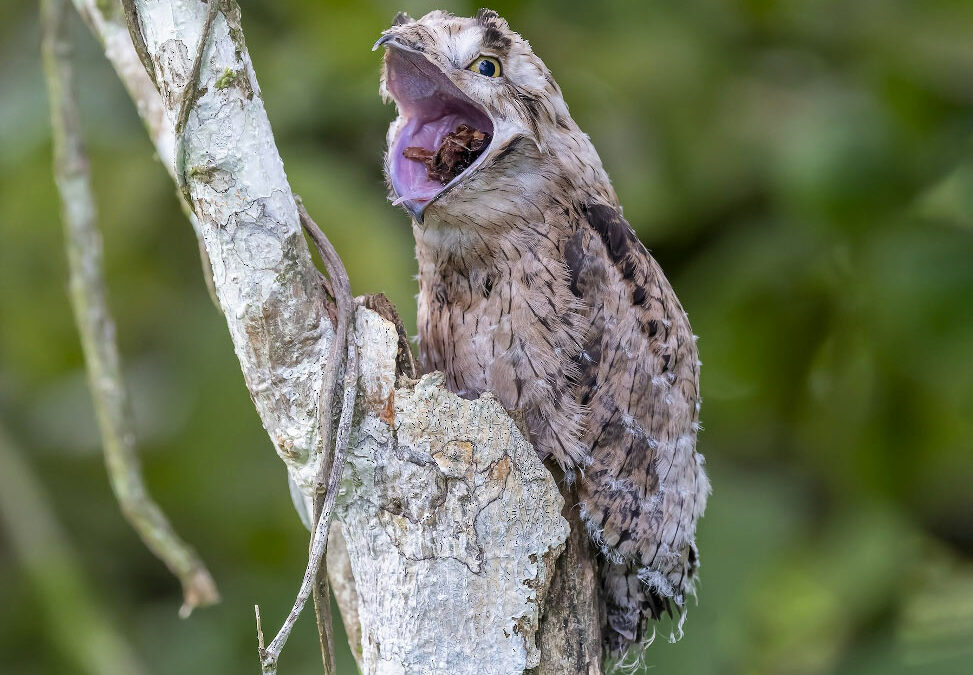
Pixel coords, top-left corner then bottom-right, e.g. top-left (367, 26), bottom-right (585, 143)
top-left (468, 55), bottom-right (502, 78)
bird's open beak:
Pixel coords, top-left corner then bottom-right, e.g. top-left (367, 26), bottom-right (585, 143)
top-left (378, 34), bottom-right (496, 223)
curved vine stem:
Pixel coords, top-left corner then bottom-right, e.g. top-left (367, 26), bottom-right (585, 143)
top-left (256, 200), bottom-right (359, 675)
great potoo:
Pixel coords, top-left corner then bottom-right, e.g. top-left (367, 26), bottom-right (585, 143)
top-left (376, 9), bottom-right (710, 655)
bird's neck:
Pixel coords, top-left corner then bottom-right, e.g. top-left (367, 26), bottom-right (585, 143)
top-left (412, 130), bottom-right (618, 285)
top-left (412, 218), bottom-right (526, 287)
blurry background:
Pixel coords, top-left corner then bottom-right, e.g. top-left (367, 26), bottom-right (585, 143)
top-left (2, 1), bottom-right (972, 673)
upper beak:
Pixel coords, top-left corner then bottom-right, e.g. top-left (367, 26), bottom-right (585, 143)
top-left (372, 33), bottom-right (394, 51)
top-left (377, 33), bottom-right (432, 222)
top-left (374, 33), bottom-right (423, 56)
top-left (377, 30), bottom-right (498, 224)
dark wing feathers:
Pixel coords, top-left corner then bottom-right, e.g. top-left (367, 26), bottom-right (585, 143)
top-left (565, 203), bottom-right (707, 650)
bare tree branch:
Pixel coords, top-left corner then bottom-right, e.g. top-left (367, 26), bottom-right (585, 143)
top-left (259, 332), bottom-right (358, 675)
top-left (43, 0), bottom-right (218, 616)
top-left (326, 527), bottom-right (363, 669)
top-left (121, 2), bottom-right (357, 669)
top-left (312, 564), bottom-right (337, 675)
top-left (254, 199), bottom-right (359, 675)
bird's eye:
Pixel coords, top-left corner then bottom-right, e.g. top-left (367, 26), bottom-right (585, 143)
top-left (468, 55), bottom-right (502, 78)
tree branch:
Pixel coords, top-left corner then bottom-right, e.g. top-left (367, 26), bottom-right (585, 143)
top-left (43, 0), bottom-right (218, 617)
top-left (259, 331), bottom-right (358, 675)
top-left (253, 199), bottom-right (359, 675)
top-left (325, 525), bottom-right (361, 669)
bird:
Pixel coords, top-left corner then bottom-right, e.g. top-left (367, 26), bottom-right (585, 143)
top-left (375, 8), bottom-right (710, 658)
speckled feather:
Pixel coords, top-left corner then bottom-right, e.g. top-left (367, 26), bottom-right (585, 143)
top-left (380, 9), bottom-right (710, 656)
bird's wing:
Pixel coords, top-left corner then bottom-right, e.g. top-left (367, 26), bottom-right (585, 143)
top-left (564, 203), bottom-right (709, 642)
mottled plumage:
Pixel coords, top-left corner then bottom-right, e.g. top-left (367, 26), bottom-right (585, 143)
top-left (378, 9), bottom-right (709, 655)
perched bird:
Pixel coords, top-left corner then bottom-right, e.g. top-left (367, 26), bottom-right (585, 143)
top-left (376, 9), bottom-right (710, 656)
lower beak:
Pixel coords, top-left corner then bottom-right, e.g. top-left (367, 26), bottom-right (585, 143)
top-left (403, 199), bottom-right (427, 223)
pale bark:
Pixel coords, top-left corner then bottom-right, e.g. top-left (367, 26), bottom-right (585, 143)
top-left (70, 1), bottom-right (601, 672)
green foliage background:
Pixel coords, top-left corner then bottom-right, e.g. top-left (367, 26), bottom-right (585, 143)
top-left (2, 1), bottom-right (972, 673)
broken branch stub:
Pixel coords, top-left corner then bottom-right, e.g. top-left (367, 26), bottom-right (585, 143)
top-left (340, 309), bottom-right (570, 674)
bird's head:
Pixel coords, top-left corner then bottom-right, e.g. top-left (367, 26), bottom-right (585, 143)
top-left (376, 9), bottom-right (577, 223)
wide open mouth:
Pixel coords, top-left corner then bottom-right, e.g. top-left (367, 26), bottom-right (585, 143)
top-left (383, 43), bottom-right (494, 217)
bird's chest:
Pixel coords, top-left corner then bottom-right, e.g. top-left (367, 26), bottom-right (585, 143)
top-left (417, 270), bottom-right (515, 402)
top-left (413, 222), bottom-right (583, 430)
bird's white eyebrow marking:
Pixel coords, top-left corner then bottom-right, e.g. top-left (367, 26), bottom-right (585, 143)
top-left (451, 26), bottom-right (486, 67)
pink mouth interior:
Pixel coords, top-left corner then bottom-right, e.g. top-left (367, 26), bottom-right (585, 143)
top-left (386, 48), bottom-right (493, 207)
